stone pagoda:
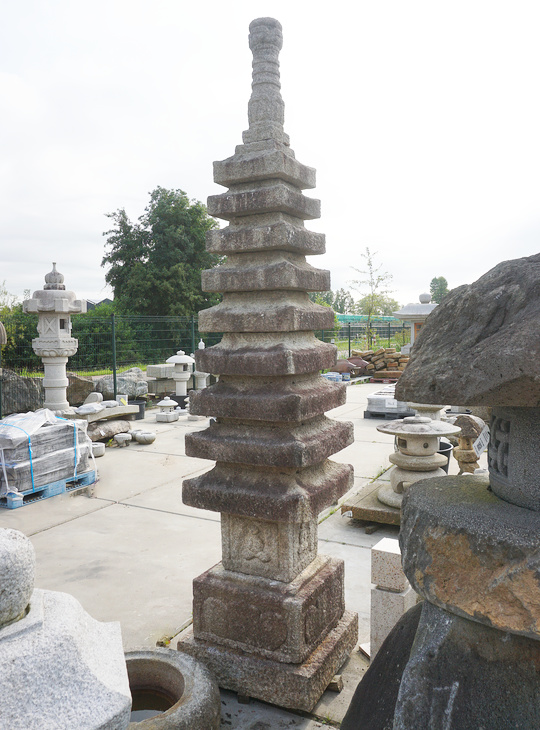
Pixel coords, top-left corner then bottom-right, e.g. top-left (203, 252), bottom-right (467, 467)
top-left (24, 263), bottom-right (86, 414)
top-left (177, 17), bottom-right (358, 711)
top-left (391, 253), bottom-right (540, 727)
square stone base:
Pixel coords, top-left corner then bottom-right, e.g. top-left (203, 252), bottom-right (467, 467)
top-left (177, 609), bottom-right (358, 712)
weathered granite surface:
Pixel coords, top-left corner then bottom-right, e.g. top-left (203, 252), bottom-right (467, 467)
top-left (96, 367), bottom-right (148, 399)
top-left (400, 476), bottom-right (540, 639)
top-left (0, 528), bottom-right (130, 729)
top-left (393, 601), bottom-right (540, 730)
top-left (341, 603), bottom-right (423, 730)
top-left (396, 253), bottom-right (540, 406)
top-left (0, 529), bottom-right (35, 627)
top-left (178, 17), bottom-right (356, 710)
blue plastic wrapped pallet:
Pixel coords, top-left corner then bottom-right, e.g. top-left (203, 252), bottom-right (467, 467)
top-left (0, 409), bottom-right (93, 496)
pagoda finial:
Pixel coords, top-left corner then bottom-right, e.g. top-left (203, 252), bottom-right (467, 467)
top-left (243, 17), bottom-right (289, 146)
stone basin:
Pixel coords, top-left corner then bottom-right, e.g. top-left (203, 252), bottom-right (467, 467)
top-left (126, 648), bottom-right (220, 729)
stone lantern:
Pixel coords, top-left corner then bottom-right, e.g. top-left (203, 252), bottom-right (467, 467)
top-left (376, 416), bottom-right (460, 508)
top-left (385, 253), bottom-right (540, 727)
top-left (23, 263), bottom-right (86, 414)
top-left (166, 350), bottom-right (195, 402)
top-left (156, 396), bottom-right (179, 423)
top-left (393, 293), bottom-right (437, 355)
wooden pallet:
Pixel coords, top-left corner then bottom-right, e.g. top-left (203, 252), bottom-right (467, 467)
top-left (0, 470), bottom-right (96, 509)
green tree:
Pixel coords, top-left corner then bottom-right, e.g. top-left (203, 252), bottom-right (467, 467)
top-left (354, 293), bottom-right (400, 317)
top-left (350, 248), bottom-right (395, 343)
top-left (332, 288), bottom-right (356, 314)
top-left (429, 276), bottom-right (449, 304)
top-left (102, 187), bottom-right (221, 316)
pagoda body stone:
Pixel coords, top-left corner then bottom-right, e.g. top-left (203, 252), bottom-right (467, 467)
top-left (177, 18), bottom-right (357, 711)
top-left (386, 254), bottom-right (540, 728)
top-left (23, 263), bottom-right (86, 414)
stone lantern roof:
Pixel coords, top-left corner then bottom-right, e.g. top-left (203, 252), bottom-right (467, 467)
top-left (393, 293), bottom-right (437, 322)
top-left (24, 263), bottom-right (86, 314)
top-left (396, 253), bottom-right (540, 406)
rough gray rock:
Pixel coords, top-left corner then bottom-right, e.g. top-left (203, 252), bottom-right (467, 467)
top-left (67, 373), bottom-right (95, 406)
top-left (0, 529), bottom-right (35, 628)
top-left (87, 419), bottom-right (131, 442)
top-left (95, 368), bottom-right (148, 400)
top-left (1, 369), bottom-right (43, 415)
top-left (396, 253), bottom-right (540, 406)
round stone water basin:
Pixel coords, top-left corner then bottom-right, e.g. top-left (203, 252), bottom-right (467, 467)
top-left (126, 648), bottom-right (220, 729)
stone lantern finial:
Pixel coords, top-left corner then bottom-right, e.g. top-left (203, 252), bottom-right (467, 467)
top-left (44, 262), bottom-right (65, 291)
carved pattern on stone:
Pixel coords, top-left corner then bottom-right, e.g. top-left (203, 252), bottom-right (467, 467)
top-left (488, 416), bottom-right (510, 478)
top-left (241, 523), bottom-right (273, 564)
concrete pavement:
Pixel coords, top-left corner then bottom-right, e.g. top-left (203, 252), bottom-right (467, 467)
top-left (0, 382), bottom-right (473, 727)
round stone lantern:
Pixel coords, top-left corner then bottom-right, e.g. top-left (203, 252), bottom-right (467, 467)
top-left (23, 263), bottom-right (86, 414)
top-left (156, 396), bottom-right (179, 423)
top-left (376, 416), bottom-right (461, 508)
top-left (166, 350), bottom-right (195, 400)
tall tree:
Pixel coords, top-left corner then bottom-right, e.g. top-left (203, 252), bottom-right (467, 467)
top-left (332, 288), bottom-right (356, 314)
top-left (350, 248), bottom-right (395, 336)
top-left (354, 294), bottom-right (400, 316)
top-left (102, 187), bottom-right (221, 316)
top-left (429, 276), bottom-right (450, 304)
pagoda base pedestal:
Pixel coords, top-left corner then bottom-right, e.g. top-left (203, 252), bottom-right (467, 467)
top-left (177, 610), bottom-right (358, 712)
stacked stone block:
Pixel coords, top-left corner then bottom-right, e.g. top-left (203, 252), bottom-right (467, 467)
top-left (352, 347), bottom-right (409, 379)
top-left (177, 17), bottom-right (358, 711)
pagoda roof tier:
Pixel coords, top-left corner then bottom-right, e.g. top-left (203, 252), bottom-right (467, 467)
top-left (213, 148), bottom-right (316, 190)
top-left (198, 291), bottom-right (335, 333)
top-left (206, 221), bottom-right (325, 256)
top-left (195, 332), bottom-right (336, 377)
top-left (185, 416), bottom-right (353, 469)
top-left (183, 460), bottom-right (353, 522)
top-left (190, 373), bottom-right (346, 421)
top-left (201, 252), bottom-right (330, 293)
top-left (207, 182), bottom-right (320, 221)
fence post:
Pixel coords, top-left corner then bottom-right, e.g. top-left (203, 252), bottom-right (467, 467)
top-left (348, 323), bottom-right (351, 358)
top-left (321, 329), bottom-right (325, 343)
top-left (191, 315), bottom-right (196, 354)
top-left (388, 321), bottom-right (391, 347)
top-left (111, 313), bottom-right (117, 399)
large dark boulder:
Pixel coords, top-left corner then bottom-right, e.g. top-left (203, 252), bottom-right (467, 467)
top-left (0, 369), bottom-right (43, 416)
top-left (396, 253), bottom-right (540, 406)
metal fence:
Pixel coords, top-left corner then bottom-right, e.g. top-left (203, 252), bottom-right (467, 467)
top-left (0, 313), bottom-right (410, 417)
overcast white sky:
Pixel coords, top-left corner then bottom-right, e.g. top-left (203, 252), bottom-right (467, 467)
top-left (2, 0), bottom-right (540, 309)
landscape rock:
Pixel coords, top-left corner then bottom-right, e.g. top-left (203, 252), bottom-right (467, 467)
top-left (1, 369), bottom-right (43, 416)
top-left (0, 529), bottom-right (35, 628)
top-left (396, 252), bottom-right (540, 405)
top-left (66, 373), bottom-right (95, 406)
top-left (95, 368), bottom-right (148, 400)
top-left (87, 419), bottom-right (131, 443)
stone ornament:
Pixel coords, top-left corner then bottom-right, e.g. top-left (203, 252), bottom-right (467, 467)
top-left (178, 18), bottom-right (357, 712)
top-left (452, 413), bottom-right (485, 474)
top-left (23, 263), bottom-right (86, 414)
top-left (389, 253), bottom-right (540, 727)
top-left (376, 416), bottom-right (460, 508)
top-left (0, 528), bottom-right (130, 728)
top-left (166, 350), bottom-right (195, 399)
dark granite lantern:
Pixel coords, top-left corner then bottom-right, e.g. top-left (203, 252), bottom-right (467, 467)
top-left (383, 253), bottom-right (540, 728)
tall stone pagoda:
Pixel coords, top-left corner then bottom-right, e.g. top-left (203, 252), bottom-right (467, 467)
top-left (177, 17), bottom-right (358, 711)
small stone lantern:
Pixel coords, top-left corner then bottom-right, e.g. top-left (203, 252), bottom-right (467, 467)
top-left (156, 396), bottom-right (179, 423)
top-left (23, 263), bottom-right (86, 414)
top-left (452, 414), bottom-right (486, 474)
top-left (166, 350), bottom-right (195, 402)
top-left (376, 416), bottom-right (460, 508)
top-left (393, 293), bottom-right (437, 355)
